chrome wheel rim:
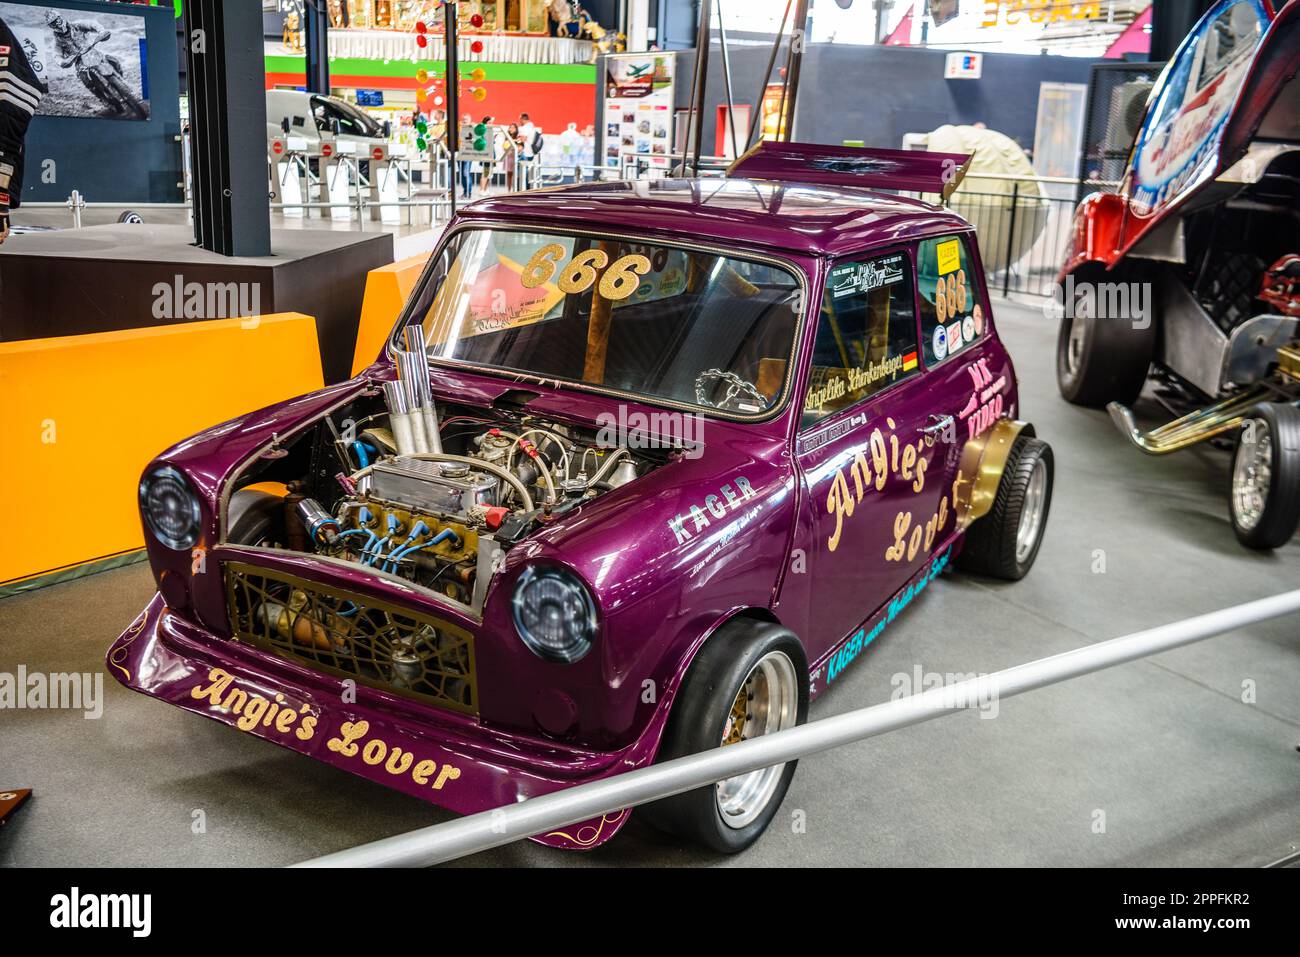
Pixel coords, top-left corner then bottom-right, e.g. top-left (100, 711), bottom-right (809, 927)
top-left (715, 650), bottom-right (799, 830)
top-left (1015, 458), bottom-right (1048, 564)
top-left (1232, 418), bottom-right (1271, 532)
top-left (1065, 309), bottom-right (1088, 377)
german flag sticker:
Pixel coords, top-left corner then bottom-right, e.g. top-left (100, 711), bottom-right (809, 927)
top-left (902, 351), bottom-right (919, 372)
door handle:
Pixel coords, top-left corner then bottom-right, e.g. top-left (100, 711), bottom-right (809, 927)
top-left (919, 414), bottom-right (954, 436)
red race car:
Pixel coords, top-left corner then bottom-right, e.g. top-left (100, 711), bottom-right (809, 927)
top-left (1056, 0), bottom-right (1299, 549)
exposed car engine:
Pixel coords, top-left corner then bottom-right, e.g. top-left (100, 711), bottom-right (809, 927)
top-left (223, 339), bottom-right (662, 614)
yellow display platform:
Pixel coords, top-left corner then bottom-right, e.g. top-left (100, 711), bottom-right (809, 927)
top-left (0, 313), bottom-right (324, 590)
top-left (351, 252), bottom-right (431, 376)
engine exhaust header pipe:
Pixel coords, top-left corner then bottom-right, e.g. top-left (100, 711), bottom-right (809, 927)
top-left (392, 326), bottom-right (442, 456)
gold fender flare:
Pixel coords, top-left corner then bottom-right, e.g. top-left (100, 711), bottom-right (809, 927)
top-left (954, 419), bottom-right (1035, 530)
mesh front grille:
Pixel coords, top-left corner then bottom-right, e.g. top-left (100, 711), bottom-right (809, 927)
top-left (224, 562), bottom-right (477, 715)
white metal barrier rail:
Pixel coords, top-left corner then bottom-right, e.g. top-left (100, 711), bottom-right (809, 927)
top-left (21, 192), bottom-right (458, 229)
top-left (294, 589), bottom-right (1300, 868)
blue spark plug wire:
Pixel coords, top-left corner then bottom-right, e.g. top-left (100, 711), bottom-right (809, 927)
top-left (383, 521), bottom-right (431, 572)
top-left (385, 526), bottom-right (460, 572)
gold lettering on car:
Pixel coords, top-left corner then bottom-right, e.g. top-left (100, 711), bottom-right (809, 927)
top-left (520, 244), bottom-right (651, 301)
top-left (189, 668), bottom-right (461, 792)
top-left (326, 719), bottom-right (462, 791)
top-left (191, 667), bottom-right (318, 741)
top-left (824, 418), bottom-right (930, 552)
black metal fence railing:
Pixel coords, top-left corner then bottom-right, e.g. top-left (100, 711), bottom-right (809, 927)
top-left (955, 188), bottom-right (1080, 298)
top-left (918, 178), bottom-right (1120, 299)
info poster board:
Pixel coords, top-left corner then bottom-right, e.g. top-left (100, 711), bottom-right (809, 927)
top-left (602, 51), bottom-right (676, 170)
top-left (0, 1), bottom-right (151, 121)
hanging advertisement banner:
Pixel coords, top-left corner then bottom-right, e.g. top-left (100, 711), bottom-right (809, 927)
top-left (602, 51), bottom-right (676, 169)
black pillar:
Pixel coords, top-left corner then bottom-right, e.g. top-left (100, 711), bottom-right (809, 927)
top-left (1150, 0), bottom-right (1215, 62)
top-left (687, 0), bottom-right (712, 174)
top-left (304, 0), bottom-right (331, 94)
top-left (184, 0), bottom-right (271, 256)
top-left (782, 0), bottom-right (811, 142)
top-left (446, 1), bottom-right (461, 216)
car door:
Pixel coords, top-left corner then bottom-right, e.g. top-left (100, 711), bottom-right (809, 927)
top-left (788, 247), bottom-right (955, 660)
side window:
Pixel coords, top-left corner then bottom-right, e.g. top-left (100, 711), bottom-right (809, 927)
top-left (313, 99), bottom-right (361, 137)
top-left (803, 251), bottom-right (920, 427)
top-left (917, 234), bottom-right (985, 366)
top-left (312, 100), bottom-right (334, 132)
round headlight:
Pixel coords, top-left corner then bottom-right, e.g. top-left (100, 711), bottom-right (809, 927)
top-left (139, 465), bottom-right (203, 551)
top-left (511, 565), bottom-right (598, 664)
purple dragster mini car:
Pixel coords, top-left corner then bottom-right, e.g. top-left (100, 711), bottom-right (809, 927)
top-left (109, 143), bottom-right (1054, 853)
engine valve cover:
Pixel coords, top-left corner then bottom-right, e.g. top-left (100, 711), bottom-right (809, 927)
top-left (369, 457), bottom-right (499, 516)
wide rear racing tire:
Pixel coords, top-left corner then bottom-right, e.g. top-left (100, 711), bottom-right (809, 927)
top-left (1055, 268), bottom-right (1155, 408)
top-left (957, 435), bottom-right (1054, 581)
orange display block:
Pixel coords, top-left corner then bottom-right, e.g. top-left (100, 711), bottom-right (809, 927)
top-left (351, 252), bottom-right (431, 377)
top-left (0, 313), bottom-right (324, 589)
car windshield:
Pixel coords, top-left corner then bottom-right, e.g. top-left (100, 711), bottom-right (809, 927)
top-left (402, 228), bottom-right (803, 416)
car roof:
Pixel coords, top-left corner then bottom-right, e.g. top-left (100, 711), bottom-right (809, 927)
top-left (453, 178), bottom-right (973, 258)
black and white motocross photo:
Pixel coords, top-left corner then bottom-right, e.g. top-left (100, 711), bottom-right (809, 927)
top-left (0, 2), bottom-right (148, 120)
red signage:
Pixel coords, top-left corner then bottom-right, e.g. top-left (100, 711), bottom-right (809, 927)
top-left (322, 143), bottom-right (333, 157)
top-left (272, 140), bottom-right (284, 155)
top-left (372, 146), bottom-right (384, 160)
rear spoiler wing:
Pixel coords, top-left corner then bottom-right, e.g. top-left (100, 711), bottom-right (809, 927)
top-left (727, 141), bottom-right (972, 202)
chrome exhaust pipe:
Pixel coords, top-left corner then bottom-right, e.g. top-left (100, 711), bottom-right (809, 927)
top-left (1106, 387), bottom-right (1267, 455)
top-left (398, 326), bottom-right (442, 455)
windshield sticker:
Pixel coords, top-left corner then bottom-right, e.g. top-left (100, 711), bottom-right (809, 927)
top-left (417, 229), bottom-right (802, 414)
top-left (934, 267), bottom-right (967, 323)
top-left (947, 320), bottom-right (964, 353)
top-left (461, 258), bottom-right (565, 337)
top-left (520, 244), bottom-right (652, 301)
top-left (932, 325), bottom-right (948, 361)
top-left (830, 254), bottom-right (906, 299)
top-left (936, 239), bottom-right (961, 275)
top-left (613, 247), bottom-right (688, 307)
top-left (805, 352), bottom-right (911, 415)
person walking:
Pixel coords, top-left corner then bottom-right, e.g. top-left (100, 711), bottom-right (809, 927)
top-left (456, 112), bottom-right (474, 199)
top-left (503, 122), bottom-right (521, 191)
top-left (518, 112), bottom-right (539, 160)
top-left (478, 115), bottom-right (498, 194)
